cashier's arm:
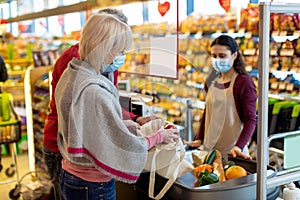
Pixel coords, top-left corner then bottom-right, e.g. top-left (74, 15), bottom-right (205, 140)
top-left (230, 146), bottom-right (252, 160)
top-left (183, 139), bottom-right (201, 147)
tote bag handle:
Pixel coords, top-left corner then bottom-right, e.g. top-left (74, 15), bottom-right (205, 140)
top-left (148, 139), bottom-right (185, 200)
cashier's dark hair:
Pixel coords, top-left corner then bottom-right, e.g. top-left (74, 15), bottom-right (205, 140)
top-left (211, 35), bottom-right (247, 75)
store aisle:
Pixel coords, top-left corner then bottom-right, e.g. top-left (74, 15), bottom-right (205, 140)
top-left (0, 153), bottom-right (29, 200)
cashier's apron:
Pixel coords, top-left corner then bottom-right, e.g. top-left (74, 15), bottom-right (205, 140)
top-left (203, 72), bottom-right (249, 158)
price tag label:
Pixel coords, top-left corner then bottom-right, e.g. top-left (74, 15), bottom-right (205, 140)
top-left (238, 28), bottom-right (246, 34)
top-left (270, 49), bottom-right (278, 56)
top-left (279, 82), bottom-right (286, 90)
top-left (286, 83), bottom-right (294, 91)
top-left (194, 31), bottom-right (203, 39)
top-left (280, 49), bottom-right (294, 56)
top-left (243, 48), bottom-right (256, 55)
top-left (245, 32), bottom-right (252, 39)
top-left (293, 30), bottom-right (300, 37)
top-left (280, 31), bottom-right (287, 36)
top-left (186, 50), bottom-right (193, 55)
top-left (271, 82), bottom-right (278, 90)
top-left (245, 65), bottom-right (253, 72)
top-left (228, 29), bottom-right (235, 33)
top-left (272, 31), bottom-right (279, 37)
top-left (270, 67), bottom-right (277, 73)
top-left (184, 32), bottom-right (191, 37)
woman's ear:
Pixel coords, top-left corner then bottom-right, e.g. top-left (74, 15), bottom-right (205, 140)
top-left (233, 51), bottom-right (238, 60)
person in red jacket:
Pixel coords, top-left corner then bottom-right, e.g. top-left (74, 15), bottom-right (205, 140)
top-left (42, 8), bottom-right (156, 200)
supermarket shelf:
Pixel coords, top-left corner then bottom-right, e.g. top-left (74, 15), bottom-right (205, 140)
top-left (5, 59), bottom-right (33, 65)
top-left (268, 93), bottom-right (300, 103)
top-left (5, 0), bottom-right (148, 23)
top-left (7, 70), bottom-right (26, 75)
top-left (269, 3), bottom-right (300, 13)
top-left (258, 2), bottom-right (300, 199)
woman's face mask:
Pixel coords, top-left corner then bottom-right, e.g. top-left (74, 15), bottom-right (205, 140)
top-left (103, 55), bottom-right (126, 73)
top-left (210, 44), bottom-right (236, 73)
top-left (211, 58), bottom-right (232, 73)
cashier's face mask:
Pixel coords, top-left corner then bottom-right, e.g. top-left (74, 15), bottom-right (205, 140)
top-left (103, 55), bottom-right (126, 73)
top-left (211, 58), bottom-right (232, 73)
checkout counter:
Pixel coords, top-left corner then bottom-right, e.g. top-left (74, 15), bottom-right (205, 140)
top-left (116, 92), bottom-right (279, 200)
top-left (116, 151), bottom-right (279, 200)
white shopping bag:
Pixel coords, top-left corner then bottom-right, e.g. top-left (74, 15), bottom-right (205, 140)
top-left (137, 119), bottom-right (193, 200)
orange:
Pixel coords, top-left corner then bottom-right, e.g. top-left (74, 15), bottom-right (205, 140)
top-left (225, 165), bottom-right (247, 180)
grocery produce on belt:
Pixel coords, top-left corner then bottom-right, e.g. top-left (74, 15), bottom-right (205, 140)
top-left (192, 149), bottom-right (249, 187)
top-left (223, 161), bottom-right (236, 172)
top-left (203, 149), bottom-right (216, 165)
top-left (225, 165), bottom-right (247, 180)
top-left (191, 151), bottom-right (207, 167)
top-left (193, 164), bottom-right (213, 178)
top-left (212, 150), bottom-right (226, 182)
top-left (196, 171), bottom-right (219, 186)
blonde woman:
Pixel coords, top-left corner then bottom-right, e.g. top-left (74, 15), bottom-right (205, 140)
top-left (55, 14), bottom-right (179, 200)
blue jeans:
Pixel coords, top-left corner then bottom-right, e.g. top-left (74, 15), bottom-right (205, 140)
top-left (42, 145), bottom-right (63, 200)
top-left (60, 168), bottom-right (116, 200)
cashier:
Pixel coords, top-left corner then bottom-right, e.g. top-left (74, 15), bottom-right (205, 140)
top-left (184, 35), bottom-right (257, 160)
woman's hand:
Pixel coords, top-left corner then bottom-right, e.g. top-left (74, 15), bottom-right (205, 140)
top-left (230, 146), bottom-right (252, 160)
top-left (161, 129), bottom-right (179, 144)
top-left (123, 120), bottom-right (140, 135)
top-left (183, 139), bottom-right (202, 147)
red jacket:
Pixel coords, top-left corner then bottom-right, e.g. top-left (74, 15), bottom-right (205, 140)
top-left (43, 43), bottom-right (136, 152)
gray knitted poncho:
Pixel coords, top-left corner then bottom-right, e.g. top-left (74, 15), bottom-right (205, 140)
top-left (56, 58), bottom-right (148, 183)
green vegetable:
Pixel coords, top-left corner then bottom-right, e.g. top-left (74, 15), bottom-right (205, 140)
top-left (224, 161), bottom-right (236, 172)
top-left (197, 171), bottom-right (219, 186)
top-left (203, 150), bottom-right (216, 165)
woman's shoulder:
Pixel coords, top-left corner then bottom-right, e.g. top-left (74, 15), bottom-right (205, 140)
top-left (234, 74), bottom-right (256, 93)
top-left (235, 74), bottom-right (254, 85)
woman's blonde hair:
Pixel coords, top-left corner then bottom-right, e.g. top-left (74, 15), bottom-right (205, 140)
top-left (79, 14), bottom-right (132, 72)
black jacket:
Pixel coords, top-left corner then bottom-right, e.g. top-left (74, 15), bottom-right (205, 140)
top-left (0, 56), bottom-right (8, 82)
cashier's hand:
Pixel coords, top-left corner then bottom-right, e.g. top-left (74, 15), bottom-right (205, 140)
top-left (123, 120), bottom-right (140, 135)
top-left (183, 139), bottom-right (202, 147)
top-left (161, 129), bottom-right (179, 144)
top-left (136, 116), bottom-right (160, 126)
top-left (230, 146), bottom-right (252, 160)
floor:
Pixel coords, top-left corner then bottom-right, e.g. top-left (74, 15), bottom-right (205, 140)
top-left (0, 151), bottom-right (30, 200)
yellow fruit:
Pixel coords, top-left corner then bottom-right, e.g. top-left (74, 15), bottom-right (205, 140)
top-left (225, 165), bottom-right (247, 180)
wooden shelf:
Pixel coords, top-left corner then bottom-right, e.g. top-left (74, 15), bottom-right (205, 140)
top-left (5, 59), bottom-right (33, 65)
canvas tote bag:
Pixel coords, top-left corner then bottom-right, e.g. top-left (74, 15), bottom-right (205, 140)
top-left (137, 119), bottom-right (193, 200)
